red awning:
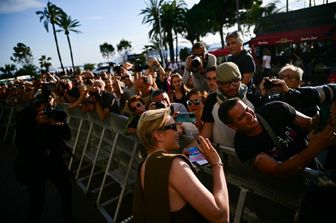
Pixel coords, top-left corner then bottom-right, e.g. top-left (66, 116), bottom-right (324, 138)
top-left (251, 24), bottom-right (335, 46)
top-left (209, 48), bottom-right (230, 57)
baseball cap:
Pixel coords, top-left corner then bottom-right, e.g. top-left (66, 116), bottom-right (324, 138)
top-left (216, 62), bottom-right (241, 83)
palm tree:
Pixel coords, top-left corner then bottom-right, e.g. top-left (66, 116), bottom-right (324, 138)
top-left (140, 0), bottom-right (164, 59)
top-left (140, 0), bottom-right (163, 38)
top-left (140, 0), bottom-right (187, 63)
top-left (57, 13), bottom-right (81, 74)
top-left (168, 0), bottom-right (186, 62)
top-left (38, 55), bottom-right (52, 71)
top-left (36, 2), bottom-right (65, 74)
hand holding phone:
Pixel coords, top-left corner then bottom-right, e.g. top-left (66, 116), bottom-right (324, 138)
top-left (187, 147), bottom-right (208, 166)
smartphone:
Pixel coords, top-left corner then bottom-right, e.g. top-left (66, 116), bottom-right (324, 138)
top-left (175, 112), bottom-right (196, 123)
top-left (187, 147), bottom-right (208, 166)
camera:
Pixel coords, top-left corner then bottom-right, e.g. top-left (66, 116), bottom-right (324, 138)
top-left (43, 104), bottom-right (66, 121)
top-left (89, 91), bottom-right (100, 99)
top-left (264, 79), bottom-right (277, 89)
top-left (191, 56), bottom-right (202, 72)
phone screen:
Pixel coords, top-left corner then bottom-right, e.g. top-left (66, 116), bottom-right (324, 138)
top-left (187, 147), bottom-right (208, 166)
top-left (175, 112), bottom-right (196, 123)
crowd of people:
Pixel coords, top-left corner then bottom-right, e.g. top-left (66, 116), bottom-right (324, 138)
top-left (1, 30), bottom-right (336, 222)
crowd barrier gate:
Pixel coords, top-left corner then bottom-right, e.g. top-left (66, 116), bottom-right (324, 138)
top-left (1, 102), bottom-right (322, 223)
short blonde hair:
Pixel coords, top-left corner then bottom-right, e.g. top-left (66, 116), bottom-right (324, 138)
top-left (278, 64), bottom-right (303, 81)
top-left (136, 108), bottom-right (170, 150)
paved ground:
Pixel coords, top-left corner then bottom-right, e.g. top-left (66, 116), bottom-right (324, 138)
top-left (0, 141), bottom-right (132, 223)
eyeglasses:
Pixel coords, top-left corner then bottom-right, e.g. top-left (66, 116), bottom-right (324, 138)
top-left (186, 99), bottom-right (201, 106)
top-left (131, 102), bottom-right (142, 111)
top-left (217, 78), bottom-right (240, 88)
top-left (159, 123), bottom-right (177, 131)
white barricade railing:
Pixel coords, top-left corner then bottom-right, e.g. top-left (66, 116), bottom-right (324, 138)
top-left (3, 102), bottom-right (323, 223)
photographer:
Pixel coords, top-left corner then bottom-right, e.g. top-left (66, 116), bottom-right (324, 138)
top-left (79, 79), bottom-right (119, 120)
top-left (183, 42), bottom-right (216, 91)
top-left (14, 88), bottom-right (75, 222)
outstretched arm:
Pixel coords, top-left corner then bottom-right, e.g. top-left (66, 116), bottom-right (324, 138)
top-left (253, 122), bottom-right (336, 177)
top-left (169, 136), bottom-right (229, 223)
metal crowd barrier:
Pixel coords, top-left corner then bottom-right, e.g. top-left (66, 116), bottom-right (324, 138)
top-left (2, 102), bottom-right (322, 223)
top-left (0, 104), bottom-right (16, 143)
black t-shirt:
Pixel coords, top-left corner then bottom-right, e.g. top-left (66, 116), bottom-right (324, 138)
top-left (228, 49), bottom-right (256, 75)
top-left (201, 92), bottom-right (217, 123)
top-left (234, 101), bottom-right (308, 162)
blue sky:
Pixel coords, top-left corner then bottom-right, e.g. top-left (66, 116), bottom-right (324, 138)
top-left (0, 0), bottom-right (333, 69)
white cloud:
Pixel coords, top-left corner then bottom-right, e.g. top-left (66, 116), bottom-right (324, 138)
top-left (0, 0), bottom-right (43, 14)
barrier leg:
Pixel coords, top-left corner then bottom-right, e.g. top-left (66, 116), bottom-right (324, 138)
top-left (113, 142), bottom-right (138, 222)
top-left (233, 187), bottom-right (249, 223)
top-left (2, 107), bottom-right (14, 142)
top-left (76, 122), bottom-right (93, 179)
top-left (68, 119), bottom-right (83, 170)
top-left (96, 133), bottom-right (119, 204)
top-left (85, 127), bottom-right (106, 192)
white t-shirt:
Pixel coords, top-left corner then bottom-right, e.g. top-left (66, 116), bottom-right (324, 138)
top-left (262, 55), bottom-right (271, 69)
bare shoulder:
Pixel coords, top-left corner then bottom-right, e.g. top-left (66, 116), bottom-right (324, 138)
top-left (171, 156), bottom-right (191, 168)
top-left (170, 156), bottom-right (193, 176)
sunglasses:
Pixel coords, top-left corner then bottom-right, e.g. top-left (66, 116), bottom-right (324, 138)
top-left (159, 123), bottom-right (177, 131)
top-left (186, 99), bottom-right (201, 106)
top-left (131, 102), bottom-right (142, 111)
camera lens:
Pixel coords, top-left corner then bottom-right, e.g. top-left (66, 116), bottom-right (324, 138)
top-left (264, 79), bottom-right (274, 89)
top-left (191, 56), bottom-right (201, 68)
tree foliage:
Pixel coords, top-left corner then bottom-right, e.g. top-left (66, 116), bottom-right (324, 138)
top-left (0, 64), bottom-right (16, 76)
top-left (83, 63), bottom-right (95, 71)
top-left (140, 0), bottom-right (187, 63)
top-left (57, 13), bottom-right (81, 73)
top-left (36, 2), bottom-right (66, 73)
top-left (117, 39), bottom-right (132, 52)
top-left (99, 42), bottom-right (115, 61)
top-left (15, 64), bottom-right (37, 77)
top-left (10, 43), bottom-right (34, 66)
top-left (38, 55), bottom-right (52, 71)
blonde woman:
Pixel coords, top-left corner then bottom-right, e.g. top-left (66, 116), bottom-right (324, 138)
top-left (133, 108), bottom-right (229, 223)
